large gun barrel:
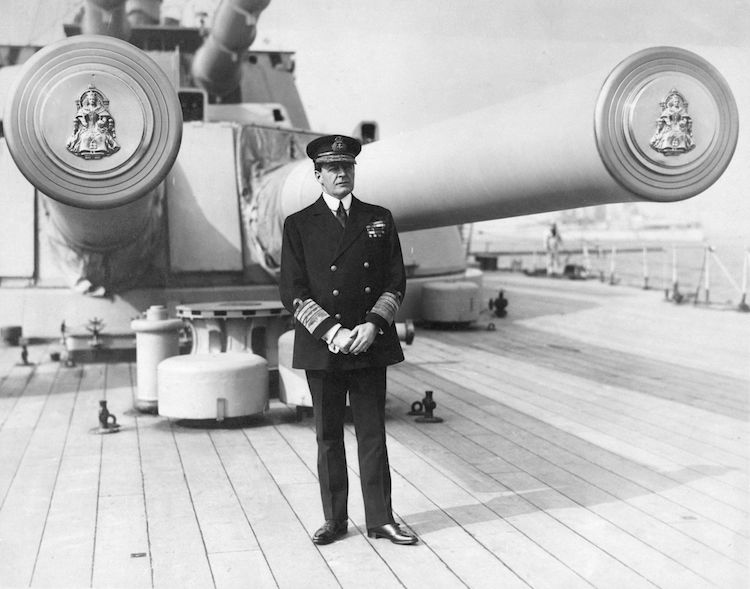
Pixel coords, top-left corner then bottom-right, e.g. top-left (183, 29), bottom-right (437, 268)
top-left (3, 34), bottom-right (182, 290)
top-left (271, 47), bottom-right (738, 232)
top-left (80, 0), bottom-right (131, 39)
top-left (191, 0), bottom-right (271, 98)
top-left (77, 0), bottom-right (163, 38)
top-left (3, 35), bottom-right (182, 210)
top-left (2, 38), bottom-right (738, 294)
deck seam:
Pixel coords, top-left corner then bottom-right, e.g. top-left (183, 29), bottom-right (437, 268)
top-left (132, 360), bottom-right (156, 589)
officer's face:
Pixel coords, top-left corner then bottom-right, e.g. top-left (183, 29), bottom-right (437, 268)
top-left (315, 163), bottom-right (355, 198)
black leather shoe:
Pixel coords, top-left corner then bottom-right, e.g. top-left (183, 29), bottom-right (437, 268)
top-left (312, 520), bottom-right (348, 545)
top-left (367, 523), bottom-right (418, 545)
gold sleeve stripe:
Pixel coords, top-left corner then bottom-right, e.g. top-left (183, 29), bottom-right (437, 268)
top-left (369, 291), bottom-right (401, 326)
top-left (294, 298), bottom-right (330, 334)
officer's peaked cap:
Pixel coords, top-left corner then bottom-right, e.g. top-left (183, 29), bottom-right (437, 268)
top-left (306, 135), bottom-right (361, 165)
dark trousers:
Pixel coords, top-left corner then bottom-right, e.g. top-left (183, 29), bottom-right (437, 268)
top-left (306, 367), bottom-right (393, 529)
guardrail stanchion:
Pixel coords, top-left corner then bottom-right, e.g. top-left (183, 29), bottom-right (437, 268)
top-left (739, 248), bottom-right (749, 312)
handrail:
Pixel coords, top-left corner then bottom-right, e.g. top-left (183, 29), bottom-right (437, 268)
top-left (469, 241), bottom-right (749, 312)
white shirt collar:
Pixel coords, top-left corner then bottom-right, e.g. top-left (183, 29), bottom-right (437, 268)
top-left (322, 192), bottom-right (352, 213)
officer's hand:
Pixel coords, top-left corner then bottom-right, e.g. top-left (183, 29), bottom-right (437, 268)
top-left (332, 327), bottom-right (354, 354)
top-left (348, 322), bottom-right (378, 355)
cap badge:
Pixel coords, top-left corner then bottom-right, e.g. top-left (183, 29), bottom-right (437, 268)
top-left (332, 136), bottom-right (346, 152)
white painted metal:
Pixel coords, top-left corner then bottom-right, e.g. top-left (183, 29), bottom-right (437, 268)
top-left (167, 124), bottom-right (244, 272)
top-left (275, 48), bottom-right (737, 231)
top-left (157, 352), bottom-right (268, 419)
top-left (421, 281), bottom-right (481, 324)
top-left (130, 305), bottom-right (183, 413)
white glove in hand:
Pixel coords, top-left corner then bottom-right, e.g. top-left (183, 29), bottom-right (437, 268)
top-left (329, 327), bottom-right (355, 354)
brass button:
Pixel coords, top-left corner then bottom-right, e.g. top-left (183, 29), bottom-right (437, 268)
top-left (332, 289), bottom-right (339, 296)
top-left (364, 286), bottom-right (372, 294)
top-left (334, 313), bottom-right (342, 320)
top-left (330, 265), bottom-right (337, 271)
top-left (363, 261), bottom-right (370, 268)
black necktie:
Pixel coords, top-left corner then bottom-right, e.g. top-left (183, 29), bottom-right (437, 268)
top-left (336, 201), bottom-right (347, 228)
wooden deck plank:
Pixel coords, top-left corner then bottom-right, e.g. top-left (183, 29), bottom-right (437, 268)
top-left (173, 429), bottom-right (259, 554)
top-left (495, 275), bottom-right (748, 354)
top-left (507, 290), bottom-right (748, 381)
top-left (382, 419), bottom-right (658, 589)
top-left (388, 362), bottom-right (746, 587)
top-left (175, 427), bottom-right (281, 589)
top-left (91, 363), bottom-right (152, 589)
top-left (381, 446), bottom-right (597, 589)
top-left (265, 417), bottom-right (408, 589)
top-left (489, 278), bottom-right (749, 416)
top-left (0, 366), bottom-right (36, 427)
top-left (403, 371), bottom-right (749, 568)
top-left (0, 274), bottom-right (747, 588)
top-left (93, 494), bottom-right (152, 589)
top-left (31, 364), bottom-right (103, 588)
top-left (0, 345), bottom-right (21, 376)
top-left (434, 361), bottom-right (748, 534)
top-left (488, 329), bottom-right (746, 419)
top-left (206, 430), bottom-right (285, 589)
top-left (423, 355), bottom-right (744, 467)
top-left (457, 312), bottom-right (746, 415)
top-left (443, 368), bottom-right (747, 500)
top-left (0, 362), bottom-right (80, 587)
top-left (209, 550), bottom-right (278, 589)
top-left (420, 325), bottom-right (750, 438)
top-left (277, 418), bottom-right (530, 589)
top-left (97, 364), bottom-right (146, 498)
top-left (387, 379), bottom-right (714, 588)
top-left (481, 319), bottom-right (745, 400)
top-left (214, 424), bottom-right (341, 589)
top-left (246, 419), bottom-right (436, 588)
top-left (0, 366), bottom-right (58, 431)
top-left (428, 345), bottom-right (749, 506)
top-left (254, 416), bottom-right (486, 589)
top-left (384, 379), bottom-right (708, 589)
top-left (137, 415), bottom-right (215, 588)
top-left (445, 348), bottom-right (745, 478)
top-left (399, 345), bottom-right (748, 530)
top-left (279, 477), bottom-right (406, 589)
top-left (279, 415), bottom-right (591, 589)
top-left (445, 329), bottom-right (747, 455)
top-left (402, 339), bottom-right (746, 488)
top-left (0, 362), bottom-right (59, 508)
top-left (393, 357), bottom-right (747, 535)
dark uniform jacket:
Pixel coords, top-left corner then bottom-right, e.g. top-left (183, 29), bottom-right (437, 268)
top-left (279, 195), bottom-right (406, 370)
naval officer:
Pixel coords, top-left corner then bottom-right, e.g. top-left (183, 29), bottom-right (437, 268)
top-left (279, 134), bottom-right (418, 546)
